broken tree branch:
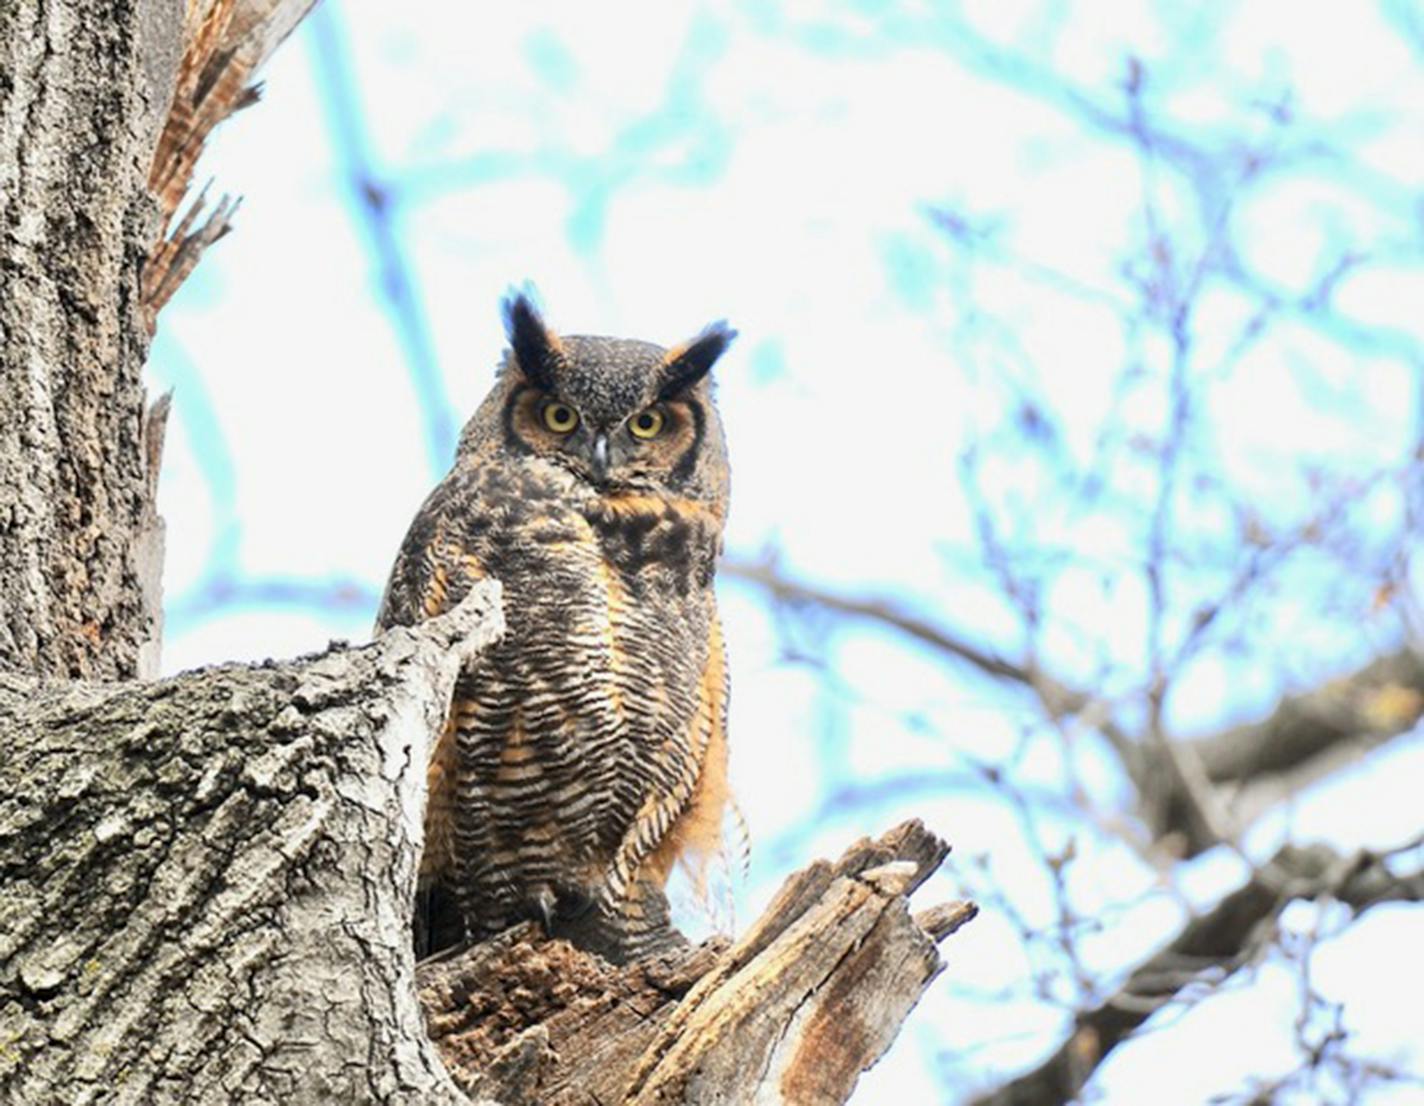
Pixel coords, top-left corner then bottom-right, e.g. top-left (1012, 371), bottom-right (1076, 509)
top-left (419, 820), bottom-right (975, 1106)
top-left (143, 0), bottom-right (319, 324)
top-left (0, 583), bottom-right (502, 1105)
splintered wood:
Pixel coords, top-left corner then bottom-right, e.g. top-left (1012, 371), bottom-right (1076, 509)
top-left (418, 820), bottom-right (976, 1106)
top-left (142, 0), bottom-right (318, 320)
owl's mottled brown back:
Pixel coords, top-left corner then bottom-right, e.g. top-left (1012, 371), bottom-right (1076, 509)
top-left (377, 293), bottom-right (735, 963)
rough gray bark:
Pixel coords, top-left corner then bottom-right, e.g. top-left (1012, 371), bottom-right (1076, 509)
top-left (0, 0), bottom-right (321, 682)
top-left (0, 582), bottom-right (503, 1105)
top-left (0, 0), bottom-right (182, 680)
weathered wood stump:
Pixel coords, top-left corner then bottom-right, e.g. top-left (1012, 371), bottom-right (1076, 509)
top-left (419, 821), bottom-right (975, 1106)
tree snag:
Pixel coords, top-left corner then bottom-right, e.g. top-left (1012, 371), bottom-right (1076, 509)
top-left (419, 821), bottom-right (975, 1106)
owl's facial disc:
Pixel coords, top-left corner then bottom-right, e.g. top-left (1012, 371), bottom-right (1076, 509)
top-left (496, 297), bottom-right (733, 495)
top-left (520, 389), bottom-right (695, 492)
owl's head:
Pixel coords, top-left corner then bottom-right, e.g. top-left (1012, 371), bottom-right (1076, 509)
top-left (460, 293), bottom-right (735, 502)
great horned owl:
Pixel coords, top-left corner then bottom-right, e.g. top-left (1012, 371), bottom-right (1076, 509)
top-left (378, 292), bottom-right (735, 963)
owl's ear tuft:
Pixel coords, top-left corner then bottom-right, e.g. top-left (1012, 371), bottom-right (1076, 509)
top-left (502, 291), bottom-right (561, 392)
top-left (659, 321), bottom-right (737, 400)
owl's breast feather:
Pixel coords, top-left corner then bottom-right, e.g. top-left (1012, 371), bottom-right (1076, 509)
top-left (582, 492), bottom-right (722, 595)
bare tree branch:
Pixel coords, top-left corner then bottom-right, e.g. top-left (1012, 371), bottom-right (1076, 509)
top-left (971, 841), bottom-right (1424, 1106)
top-left (723, 557), bottom-right (1135, 756)
top-left (730, 560), bottom-right (1424, 857)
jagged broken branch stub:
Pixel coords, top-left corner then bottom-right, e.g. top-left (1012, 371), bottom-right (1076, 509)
top-left (0, 584), bottom-right (503, 1105)
top-left (418, 819), bottom-right (976, 1106)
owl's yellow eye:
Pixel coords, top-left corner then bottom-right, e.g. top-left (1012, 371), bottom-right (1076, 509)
top-left (629, 408), bottom-right (664, 439)
top-left (542, 401), bottom-right (579, 434)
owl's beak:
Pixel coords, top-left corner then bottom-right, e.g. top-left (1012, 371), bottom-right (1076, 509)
top-left (590, 433), bottom-right (610, 482)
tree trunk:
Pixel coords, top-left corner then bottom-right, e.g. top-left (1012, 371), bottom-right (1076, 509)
top-left (0, 0), bottom-right (180, 680)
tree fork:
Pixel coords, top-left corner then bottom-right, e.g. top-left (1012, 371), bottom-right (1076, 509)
top-left (1, 580), bottom-right (971, 1104)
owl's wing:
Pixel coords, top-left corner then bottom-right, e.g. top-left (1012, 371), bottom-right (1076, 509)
top-left (643, 613), bottom-right (731, 887)
top-left (376, 477), bottom-right (488, 632)
top-left (597, 612), bottom-right (732, 946)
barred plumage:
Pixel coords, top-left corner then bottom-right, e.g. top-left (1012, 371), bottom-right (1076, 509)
top-left (377, 293), bottom-right (735, 963)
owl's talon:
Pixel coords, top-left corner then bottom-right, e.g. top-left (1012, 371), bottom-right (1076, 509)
top-left (529, 886), bottom-right (559, 934)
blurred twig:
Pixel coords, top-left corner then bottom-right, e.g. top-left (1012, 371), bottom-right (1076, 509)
top-left (307, 5), bottom-right (456, 475)
top-left (971, 840), bottom-right (1424, 1106)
